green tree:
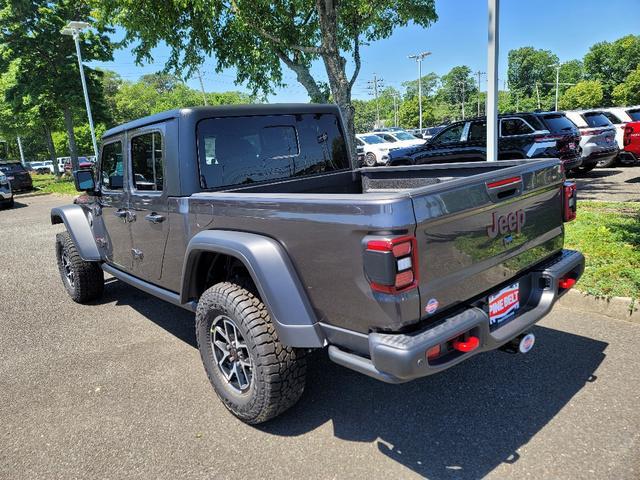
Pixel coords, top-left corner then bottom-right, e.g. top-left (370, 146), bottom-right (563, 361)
top-left (439, 66), bottom-right (477, 119)
top-left (94, 0), bottom-right (438, 153)
top-left (558, 80), bottom-right (604, 110)
top-left (402, 73), bottom-right (439, 99)
top-left (612, 66), bottom-right (640, 106)
top-left (584, 35), bottom-right (640, 102)
top-left (507, 47), bottom-right (558, 97)
top-left (0, 1), bottom-right (114, 172)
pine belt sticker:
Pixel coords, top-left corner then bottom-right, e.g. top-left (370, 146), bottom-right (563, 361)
top-left (425, 298), bottom-right (439, 314)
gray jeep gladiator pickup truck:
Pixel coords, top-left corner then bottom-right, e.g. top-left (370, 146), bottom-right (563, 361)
top-left (52, 104), bottom-right (584, 424)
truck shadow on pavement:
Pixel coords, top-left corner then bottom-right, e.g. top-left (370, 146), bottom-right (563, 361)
top-left (100, 279), bottom-right (607, 480)
top-left (262, 326), bottom-right (607, 479)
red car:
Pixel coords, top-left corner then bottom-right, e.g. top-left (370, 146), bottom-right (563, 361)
top-left (623, 121), bottom-right (640, 162)
top-left (63, 156), bottom-right (94, 172)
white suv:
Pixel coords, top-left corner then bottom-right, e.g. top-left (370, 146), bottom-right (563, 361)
top-left (565, 110), bottom-right (618, 172)
top-left (373, 129), bottom-right (426, 148)
top-left (355, 134), bottom-right (397, 167)
top-left (600, 106), bottom-right (640, 166)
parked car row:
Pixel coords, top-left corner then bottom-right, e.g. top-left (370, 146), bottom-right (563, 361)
top-left (370, 106), bottom-right (640, 176)
top-left (355, 128), bottom-right (426, 166)
top-left (0, 161), bottom-right (33, 191)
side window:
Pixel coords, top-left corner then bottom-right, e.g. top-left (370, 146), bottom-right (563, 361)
top-left (602, 112), bottom-right (622, 124)
top-left (468, 121), bottom-right (487, 142)
top-left (501, 118), bottom-right (534, 136)
top-left (380, 134), bottom-right (396, 142)
top-left (131, 132), bottom-right (163, 191)
top-left (432, 124), bottom-right (464, 145)
top-left (100, 141), bottom-right (123, 190)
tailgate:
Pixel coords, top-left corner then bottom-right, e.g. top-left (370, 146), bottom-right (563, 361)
top-left (411, 161), bottom-right (565, 317)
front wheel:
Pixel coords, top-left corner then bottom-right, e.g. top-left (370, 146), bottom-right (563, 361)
top-left (195, 282), bottom-right (307, 424)
top-left (56, 231), bottom-right (104, 303)
top-left (364, 152), bottom-right (377, 167)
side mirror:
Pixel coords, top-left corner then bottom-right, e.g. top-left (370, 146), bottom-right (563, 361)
top-left (73, 169), bottom-right (96, 193)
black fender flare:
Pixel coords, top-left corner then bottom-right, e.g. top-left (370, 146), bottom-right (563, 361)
top-left (181, 230), bottom-right (325, 348)
top-left (51, 205), bottom-right (101, 262)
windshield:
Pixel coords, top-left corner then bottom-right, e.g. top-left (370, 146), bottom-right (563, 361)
top-left (583, 112), bottom-right (611, 128)
top-left (394, 131), bottom-right (416, 141)
top-left (541, 114), bottom-right (577, 133)
top-left (360, 135), bottom-right (386, 144)
top-left (628, 109), bottom-right (640, 121)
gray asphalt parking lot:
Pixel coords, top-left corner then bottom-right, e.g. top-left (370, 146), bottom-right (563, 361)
top-left (572, 165), bottom-right (640, 202)
top-left (1, 194), bottom-right (639, 479)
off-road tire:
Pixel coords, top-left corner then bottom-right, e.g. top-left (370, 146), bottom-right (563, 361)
top-left (364, 152), bottom-right (377, 167)
top-left (56, 231), bottom-right (104, 303)
top-left (195, 282), bottom-right (307, 424)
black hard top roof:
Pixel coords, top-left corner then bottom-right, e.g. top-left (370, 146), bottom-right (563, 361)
top-left (103, 103), bottom-right (343, 139)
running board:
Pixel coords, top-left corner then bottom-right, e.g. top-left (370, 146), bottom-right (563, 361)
top-left (101, 264), bottom-right (197, 312)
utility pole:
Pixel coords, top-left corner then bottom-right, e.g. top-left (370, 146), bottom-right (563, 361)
top-left (487, 0), bottom-right (500, 162)
top-left (196, 68), bottom-right (208, 106)
top-left (367, 74), bottom-right (384, 126)
top-left (61, 21), bottom-right (99, 161)
top-left (548, 63), bottom-right (564, 111)
top-left (408, 51), bottom-right (431, 132)
top-left (16, 136), bottom-right (25, 166)
top-left (475, 71), bottom-right (485, 116)
top-left (535, 82), bottom-right (541, 109)
top-left (461, 81), bottom-right (466, 119)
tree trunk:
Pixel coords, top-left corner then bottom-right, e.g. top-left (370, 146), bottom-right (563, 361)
top-left (315, 0), bottom-right (357, 160)
top-left (276, 50), bottom-right (328, 103)
top-left (63, 106), bottom-right (79, 172)
top-left (43, 124), bottom-right (60, 177)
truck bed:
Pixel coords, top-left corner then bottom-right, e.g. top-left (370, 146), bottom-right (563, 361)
top-left (164, 159), bottom-right (565, 335)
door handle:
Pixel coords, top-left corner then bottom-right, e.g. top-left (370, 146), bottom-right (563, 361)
top-left (145, 213), bottom-right (165, 224)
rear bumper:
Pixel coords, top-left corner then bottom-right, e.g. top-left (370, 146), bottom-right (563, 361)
top-left (328, 249), bottom-right (585, 383)
top-left (560, 156), bottom-right (582, 171)
top-left (581, 146), bottom-right (619, 167)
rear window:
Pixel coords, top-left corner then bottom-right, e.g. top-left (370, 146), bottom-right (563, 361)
top-left (582, 112), bottom-right (611, 128)
top-left (0, 162), bottom-right (25, 173)
top-left (603, 111), bottom-right (624, 124)
top-left (197, 113), bottom-right (350, 189)
top-left (541, 114), bottom-right (577, 133)
top-left (628, 109), bottom-right (640, 121)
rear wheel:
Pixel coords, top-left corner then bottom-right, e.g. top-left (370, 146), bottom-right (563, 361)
top-left (56, 231), bottom-right (104, 303)
top-left (195, 282), bottom-right (307, 424)
top-left (364, 152), bottom-right (377, 167)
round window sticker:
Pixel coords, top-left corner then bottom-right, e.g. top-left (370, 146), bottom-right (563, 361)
top-left (425, 298), bottom-right (439, 314)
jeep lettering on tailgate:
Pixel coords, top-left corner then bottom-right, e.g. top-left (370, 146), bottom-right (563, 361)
top-left (487, 209), bottom-right (526, 239)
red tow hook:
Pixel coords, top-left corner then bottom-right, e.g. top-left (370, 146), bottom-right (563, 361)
top-left (558, 277), bottom-right (576, 289)
top-left (452, 336), bottom-right (480, 353)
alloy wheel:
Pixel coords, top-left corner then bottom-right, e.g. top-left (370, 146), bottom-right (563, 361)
top-left (210, 315), bottom-right (253, 393)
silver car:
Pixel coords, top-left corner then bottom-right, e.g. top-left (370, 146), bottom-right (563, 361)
top-left (565, 110), bottom-right (618, 173)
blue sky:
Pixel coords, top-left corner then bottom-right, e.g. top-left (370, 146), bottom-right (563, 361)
top-left (88, 0), bottom-right (640, 103)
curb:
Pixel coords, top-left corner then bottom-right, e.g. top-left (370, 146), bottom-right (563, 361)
top-left (14, 191), bottom-right (51, 199)
top-left (558, 289), bottom-right (639, 324)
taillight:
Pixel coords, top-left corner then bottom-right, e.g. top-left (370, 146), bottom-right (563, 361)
top-left (365, 235), bottom-right (418, 294)
top-left (563, 181), bottom-right (577, 222)
top-left (624, 126), bottom-right (633, 146)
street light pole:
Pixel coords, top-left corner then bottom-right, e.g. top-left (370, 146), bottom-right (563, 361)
top-left (16, 136), bottom-right (25, 166)
top-left (408, 51), bottom-right (431, 131)
top-left (62, 21), bottom-right (99, 161)
top-left (554, 64), bottom-right (560, 111)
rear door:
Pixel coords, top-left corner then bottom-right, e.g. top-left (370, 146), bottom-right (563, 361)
top-left (411, 161), bottom-right (565, 316)
top-left (127, 127), bottom-right (168, 282)
top-left (499, 117), bottom-right (538, 158)
top-left (96, 138), bottom-right (132, 270)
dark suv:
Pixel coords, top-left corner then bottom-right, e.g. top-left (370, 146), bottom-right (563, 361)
top-left (0, 161), bottom-right (33, 192)
top-left (387, 112), bottom-right (582, 170)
